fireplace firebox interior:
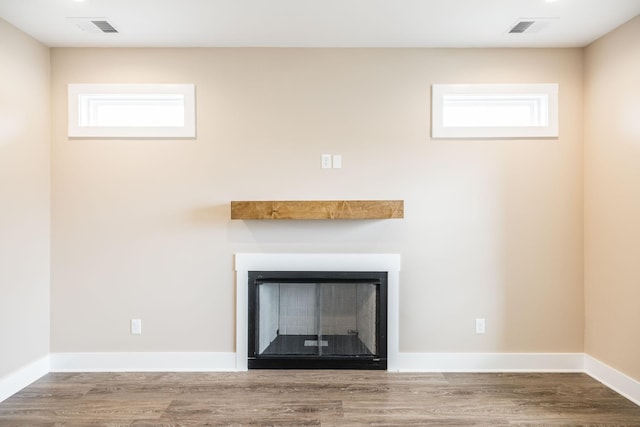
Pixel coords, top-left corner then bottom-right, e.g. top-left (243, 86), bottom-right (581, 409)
top-left (248, 271), bottom-right (387, 369)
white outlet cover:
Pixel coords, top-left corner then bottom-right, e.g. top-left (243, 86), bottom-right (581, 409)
top-left (332, 154), bottom-right (342, 169)
top-left (475, 318), bottom-right (486, 334)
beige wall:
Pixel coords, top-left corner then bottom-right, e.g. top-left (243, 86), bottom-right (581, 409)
top-left (0, 19), bottom-right (50, 377)
top-left (50, 47), bottom-right (584, 355)
top-left (584, 16), bottom-right (640, 380)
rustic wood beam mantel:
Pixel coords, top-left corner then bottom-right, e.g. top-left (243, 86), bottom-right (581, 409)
top-left (230, 200), bottom-right (404, 220)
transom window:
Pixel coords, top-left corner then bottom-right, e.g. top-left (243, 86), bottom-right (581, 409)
top-left (432, 84), bottom-right (558, 139)
top-left (68, 84), bottom-right (196, 138)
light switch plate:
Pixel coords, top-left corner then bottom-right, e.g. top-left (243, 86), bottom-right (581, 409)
top-left (131, 318), bottom-right (142, 335)
top-left (321, 154), bottom-right (332, 169)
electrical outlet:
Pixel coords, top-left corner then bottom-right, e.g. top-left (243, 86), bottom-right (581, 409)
top-left (131, 318), bottom-right (142, 335)
top-left (475, 318), bottom-right (486, 334)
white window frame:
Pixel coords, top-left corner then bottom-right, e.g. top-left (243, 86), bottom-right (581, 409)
top-left (68, 84), bottom-right (196, 138)
top-left (431, 83), bottom-right (558, 139)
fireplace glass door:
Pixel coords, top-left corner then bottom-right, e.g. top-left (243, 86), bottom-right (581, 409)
top-left (248, 271), bottom-right (387, 369)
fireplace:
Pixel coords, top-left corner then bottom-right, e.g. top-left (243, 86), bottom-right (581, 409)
top-left (247, 271), bottom-right (387, 369)
top-left (235, 253), bottom-right (400, 371)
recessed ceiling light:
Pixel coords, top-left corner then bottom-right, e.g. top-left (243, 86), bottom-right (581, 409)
top-left (545, 0), bottom-right (559, 3)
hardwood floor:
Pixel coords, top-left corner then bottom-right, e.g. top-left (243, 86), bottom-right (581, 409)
top-left (1, 371), bottom-right (639, 426)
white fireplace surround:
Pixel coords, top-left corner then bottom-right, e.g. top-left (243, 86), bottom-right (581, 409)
top-left (235, 253), bottom-right (401, 371)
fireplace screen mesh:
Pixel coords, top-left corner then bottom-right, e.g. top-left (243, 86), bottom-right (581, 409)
top-left (248, 271), bottom-right (386, 368)
top-left (257, 282), bottom-right (377, 357)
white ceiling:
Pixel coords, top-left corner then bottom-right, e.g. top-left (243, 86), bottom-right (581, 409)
top-left (0, 0), bottom-right (639, 48)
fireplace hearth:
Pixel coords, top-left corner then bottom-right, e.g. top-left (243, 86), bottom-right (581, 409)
top-left (248, 271), bottom-right (387, 369)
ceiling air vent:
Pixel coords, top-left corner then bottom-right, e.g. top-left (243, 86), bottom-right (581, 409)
top-left (91, 20), bottom-right (118, 33)
top-left (67, 17), bottom-right (119, 34)
top-left (509, 21), bottom-right (535, 34)
top-left (507, 18), bottom-right (556, 34)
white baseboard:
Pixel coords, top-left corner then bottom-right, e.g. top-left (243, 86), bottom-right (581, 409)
top-left (48, 351), bottom-right (584, 373)
top-left (0, 356), bottom-right (50, 403)
top-left (395, 352), bottom-right (585, 372)
top-left (584, 354), bottom-right (640, 406)
top-left (50, 352), bottom-right (237, 372)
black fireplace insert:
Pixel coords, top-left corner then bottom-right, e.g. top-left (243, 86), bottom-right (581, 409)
top-left (248, 271), bottom-right (387, 369)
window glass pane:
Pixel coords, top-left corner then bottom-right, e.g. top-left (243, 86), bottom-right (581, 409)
top-left (442, 94), bottom-right (549, 128)
top-left (79, 94), bottom-right (185, 128)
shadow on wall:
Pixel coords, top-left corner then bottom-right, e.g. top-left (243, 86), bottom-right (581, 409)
top-left (227, 217), bottom-right (409, 247)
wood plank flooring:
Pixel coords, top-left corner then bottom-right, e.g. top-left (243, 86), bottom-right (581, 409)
top-left (0, 371), bottom-right (639, 426)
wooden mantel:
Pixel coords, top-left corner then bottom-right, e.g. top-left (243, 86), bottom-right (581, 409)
top-left (230, 200), bottom-right (404, 220)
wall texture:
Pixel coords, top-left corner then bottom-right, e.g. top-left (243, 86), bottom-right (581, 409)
top-left (584, 16), bottom-right (640, 380)
top-left (0, 18), bottom-right (50, 378)
top-left (50, 47), bottom-right (584, 355)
